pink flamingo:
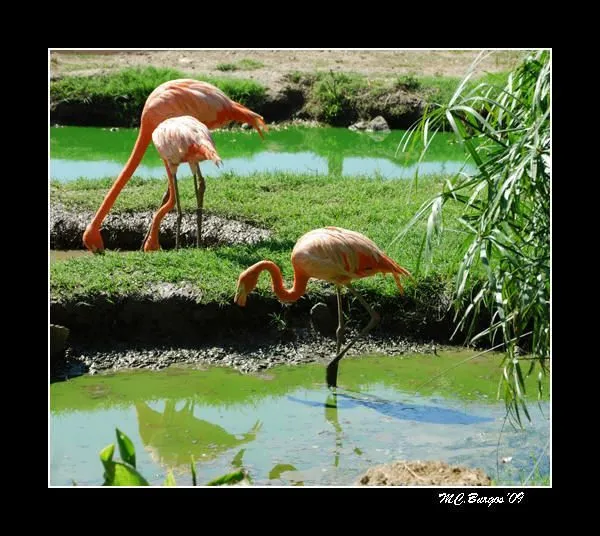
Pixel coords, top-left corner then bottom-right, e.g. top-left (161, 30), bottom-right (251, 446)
top-left (234, 227), bottom-right (412, 388)
top-left (144, 115), bottom-right (223, 252)
top-left (83, 79), bottom-right (266, 253)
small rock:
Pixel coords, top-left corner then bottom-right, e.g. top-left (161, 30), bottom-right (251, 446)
top-left (366, 116), bottom-right (390, 132)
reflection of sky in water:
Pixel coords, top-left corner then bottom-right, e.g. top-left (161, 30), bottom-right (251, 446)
top-left (50, 152), bottom-right (476, 182)
top-left (342, 157), bottom-right (475, 179)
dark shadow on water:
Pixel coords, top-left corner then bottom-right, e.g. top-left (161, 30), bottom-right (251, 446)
top-left (288, 390), bottom-right (494, 426)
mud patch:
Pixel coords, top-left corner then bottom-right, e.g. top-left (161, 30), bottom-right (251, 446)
top-left (52, 329), bottom-right (436, 380)
top-left (356, 460), bottom-right (492, 486)
top-left (50, 202), bottom-right (272, 250)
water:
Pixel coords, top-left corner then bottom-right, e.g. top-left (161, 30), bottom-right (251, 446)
top-left (49, 126), bottom-right (476, 182)
top-left (50, 353), bottom-right (550, 486)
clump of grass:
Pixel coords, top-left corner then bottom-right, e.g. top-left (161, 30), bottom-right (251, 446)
top-left (216, 59), bottom-right (265, 72)
top-left (395, 74), bottom-right (422, 91)
top-left (216, 62), bottom-right (238, 72)
top-left (306, 71), bottom-right (366, 125)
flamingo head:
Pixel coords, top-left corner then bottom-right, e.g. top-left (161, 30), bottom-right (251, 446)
top-left (234, 269), bottom-right (260, 307)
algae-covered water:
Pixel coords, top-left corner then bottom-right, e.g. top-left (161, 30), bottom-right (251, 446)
top-left (50, 351), bottom-right (550, 486)
top-left (50, 126), bottom-right (476, 182)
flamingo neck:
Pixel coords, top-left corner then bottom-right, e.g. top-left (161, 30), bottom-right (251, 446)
top-left (90, 123), bottom-right (154, 228)
top-left (250, 261), bottom-right (309, 303)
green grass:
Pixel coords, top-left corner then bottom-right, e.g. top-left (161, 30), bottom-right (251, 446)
top-left (290, 70), bottom-right (512, 126)
top-left (51, 173), bottom-right (472, 302)
top-left (216, 59), bottom-right (265, 72)
top-left (51, 66), bottom-right (267, 113)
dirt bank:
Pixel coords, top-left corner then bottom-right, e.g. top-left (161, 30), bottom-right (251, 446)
top-left (50, 202), bottom-right (271, 250)
top-left (356, 460), bottom-right (492, 486)
top-left (50, 270), bottom-right (493, 381)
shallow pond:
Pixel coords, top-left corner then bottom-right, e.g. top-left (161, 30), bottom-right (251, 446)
top-left (50, 352), bottom-right (549, 486)
top-left (50, 126), bottom-right (476, 182)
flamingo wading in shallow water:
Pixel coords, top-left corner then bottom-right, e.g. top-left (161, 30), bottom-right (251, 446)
top-left (234, 227), bottom-right (412, 388)
top-left (83, 79), bottom-right (267, 253)
top-left (144, 116), bottom-right (223, 251)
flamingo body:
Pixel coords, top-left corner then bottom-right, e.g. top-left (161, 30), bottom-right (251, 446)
top-left (144, 116), bottom-right (222, 252)
top-left (152, 115), bottom-right (222, 173)
top-left (290, 227), bottom-right (409, 290)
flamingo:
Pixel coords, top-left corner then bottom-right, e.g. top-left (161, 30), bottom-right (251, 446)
top-left (234, 227), bottom-right (412, 388)
top-left (144, 116), bottom-right (223, 252)
top-left (83, 79), bottom-right (267, 253)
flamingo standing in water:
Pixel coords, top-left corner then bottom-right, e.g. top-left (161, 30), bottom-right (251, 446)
top-left (234, 227), bottom-right (412, 388)
top-left (144, 116), bottom-right (223, 251)
top-left (83, 79), bottom-right (267, 253)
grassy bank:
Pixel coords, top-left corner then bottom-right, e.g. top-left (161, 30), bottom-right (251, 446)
top-left (51, 173), bottom-right (473, 304)
top-left (50, 66), bottom-right (510, 128)
top-left (50, 67), bottom-right (267, 127)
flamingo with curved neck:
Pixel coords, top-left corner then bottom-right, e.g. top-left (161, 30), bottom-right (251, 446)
top-left (234, 227), bottom-right (412, 388)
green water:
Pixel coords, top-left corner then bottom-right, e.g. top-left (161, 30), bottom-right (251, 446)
top-left (50, 126), bottom-right (476, 182)
top-left (50, 351), bottom-right (550, 486)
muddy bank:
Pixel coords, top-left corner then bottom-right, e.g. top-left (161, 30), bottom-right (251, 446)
top-left (52, 329), bottom-right (439, 381)
top-left (50, 202), bottom-right (271, 250)
top-left (50, 277), bottom-right (494, 381)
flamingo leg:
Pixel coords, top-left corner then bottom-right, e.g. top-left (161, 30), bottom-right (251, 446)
top-left (141, 188), bottom-right (170, 250)
top-left (192, 163), bottom-right (206, 247)
top-left (143, 161), bottom-right (176, 252)
top-left (335, 286), bottom-right (345, 355)
top-left (173, 172), bottom-right (182, 250)
top-left (326, 285), bottom-right (380, 389)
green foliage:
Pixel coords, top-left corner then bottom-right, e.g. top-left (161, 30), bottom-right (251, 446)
top-left (396, 74), bottom-right (422, 91)
top-left (206, 469), bottom-right (249, 486)
top-left (100, 431), bottom-right (149, 486)
top-left (310, 71), bottom-right (365, 124)
top-left (99, 428), bottom-right (252, 486)
top-left (396, 50), bottom-right (550, 427)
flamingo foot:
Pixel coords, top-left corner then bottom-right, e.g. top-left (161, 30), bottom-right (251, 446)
top-left (83, 225), bottom-right (105, 254)
top-left (143, 238), bottom-right (161, 252)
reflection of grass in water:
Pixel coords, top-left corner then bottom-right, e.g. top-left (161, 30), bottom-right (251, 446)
top-left (50, 349), bottom-right (550, 415)
top-left (50, 125), bottom-right (466, 164)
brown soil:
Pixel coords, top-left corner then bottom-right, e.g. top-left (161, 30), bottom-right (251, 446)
top-left (50, 49), bottom-right (528, 92)
top-left (356, 460), bottom-right (492, 486)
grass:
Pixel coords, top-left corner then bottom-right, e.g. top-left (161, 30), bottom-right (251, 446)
top-left (51, 66), bottom-right (267, 117)
top-left (291, 70), bottom-right (512, 126)
top-left (216, 59), bottom-right (265, 72)
top-left (50, 172), bottom-right (472, 303)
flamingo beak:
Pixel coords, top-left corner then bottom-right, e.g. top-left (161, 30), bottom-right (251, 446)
top-left (234, 282), bottom-right (248, 306)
